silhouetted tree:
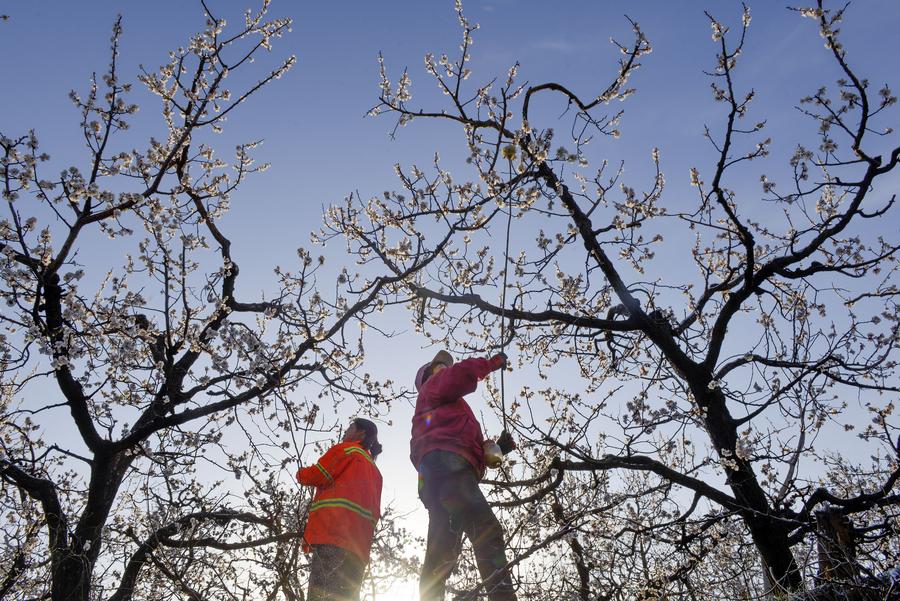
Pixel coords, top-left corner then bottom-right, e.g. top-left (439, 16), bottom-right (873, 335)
top-left (0, 4), bottom-right (420, 600)
top-left (331, 1), bottom-right (899, 597)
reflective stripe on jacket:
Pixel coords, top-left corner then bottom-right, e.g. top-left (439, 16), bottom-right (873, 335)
top-left (297, 441), bottom-right (383, 562)
top-left (410, 357), bottom-right (494, 479)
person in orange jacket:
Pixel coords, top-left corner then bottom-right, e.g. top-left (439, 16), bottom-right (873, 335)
top-left (297, 417), bottom-right (383, 601)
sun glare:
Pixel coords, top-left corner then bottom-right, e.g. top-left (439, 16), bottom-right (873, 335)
top-left (372, 578), bottom-right (418, 601)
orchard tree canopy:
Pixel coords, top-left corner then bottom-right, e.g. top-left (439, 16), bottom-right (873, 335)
top-left (0, 4), bottom-right (420, 600)
top-left (328, 0), bottom-right (900, 598)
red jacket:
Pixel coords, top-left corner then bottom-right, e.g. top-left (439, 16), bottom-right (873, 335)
top-left (297, 441), bottom-right (382, 562)
top-left (410, 357), bottom-right (498, 479)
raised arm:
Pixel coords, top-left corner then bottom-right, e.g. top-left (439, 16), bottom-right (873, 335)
top-left (427, 354), bottom-right (506, 404)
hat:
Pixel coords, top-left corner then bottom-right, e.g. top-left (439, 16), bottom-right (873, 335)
top-left (414, 350), bottom-right (454, 391)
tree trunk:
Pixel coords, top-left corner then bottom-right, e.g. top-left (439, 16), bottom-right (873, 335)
top-left (51, 454), bottom-right (131, 601)
top-left (697, 386), bottom-right (802, 593)
top-left (816, 508), bottom-right (858, 582)
top-left (52, 552), bottom-right (93, 601)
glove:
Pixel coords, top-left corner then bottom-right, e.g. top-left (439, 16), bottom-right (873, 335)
top-left (497, 429), bottom-right (516, 455)
top-left (489, 352), bottom-right (508, 372)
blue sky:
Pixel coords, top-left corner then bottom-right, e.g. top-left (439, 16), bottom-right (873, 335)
top-left (4, 1), bottom-right (897, 272)
top-left (2, 1), bottom-right (898, 586)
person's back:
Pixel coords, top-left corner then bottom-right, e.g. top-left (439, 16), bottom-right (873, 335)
top-left (301, 440), bottom-right (382, 560)
top-left (411, 353), bottom-right (496, 478)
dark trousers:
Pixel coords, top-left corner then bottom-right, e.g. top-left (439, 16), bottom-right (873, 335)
top-left (308, 544), bottom-right (366, 601)
top-left (418, 450), bottom-right (517, 601)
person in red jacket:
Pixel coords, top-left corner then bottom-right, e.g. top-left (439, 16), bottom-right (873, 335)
top-left (297, 418), bottom-right (383, 601)
top-left (412, 350), bottom-right (517, 601)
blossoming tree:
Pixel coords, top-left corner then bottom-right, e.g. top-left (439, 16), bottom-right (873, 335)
top-left (329, 1), bottom-right (898, 597)
top-left (0, 5), bottom-right (419, 600)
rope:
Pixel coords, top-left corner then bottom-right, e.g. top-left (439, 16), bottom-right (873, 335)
top-left (499, 191), bottom-right (513, 433)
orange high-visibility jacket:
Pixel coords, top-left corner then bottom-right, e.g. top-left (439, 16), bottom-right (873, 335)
top-left (297, 441), bottom-right (383, 562)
